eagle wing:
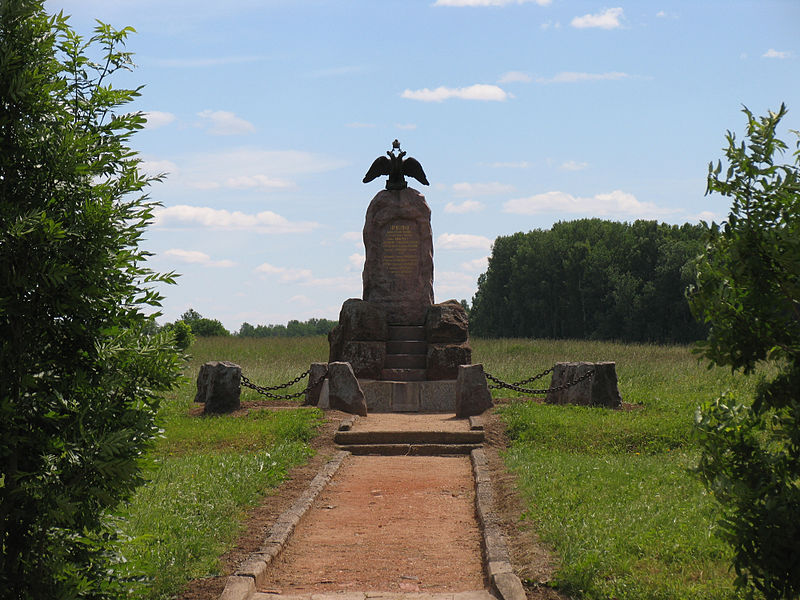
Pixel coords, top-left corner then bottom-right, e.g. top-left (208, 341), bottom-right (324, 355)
top-left (402, 157), bottom-right (429, 186)
top-left (362, 156), bottom-right (392, 183)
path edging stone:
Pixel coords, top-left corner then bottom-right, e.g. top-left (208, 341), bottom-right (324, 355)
top-left (471, 448), bottom-right (527, 600)
top-left (218, 450), bottom-right (349, 600)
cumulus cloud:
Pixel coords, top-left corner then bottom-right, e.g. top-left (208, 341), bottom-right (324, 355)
top-left (434, 271), bottom-right (479, 299)
top-left (445, 200), bottom-right (485, 214)
top-left (225, 175), bottom-right (293, 189)
top-left (254, 262), bottom-right (360, 292)
top-left (763, 49), bottom-right (792, 59)
top-left (434, 0), bottom-right (550, 5)
top-left (152, 205), bottom-right (319, 234)
top-left (341, 231), bottom-right (362, 244)
top-left (139, 158), bottom-right (178, 178)
top-left (560, 160), bottom-right (588, 171)
top-left (164, 248), bottom-right (236, 268)
top-left (498, 71), bottom-right (532, 83)
top-left (437, 233), bottom-right (493, 250)
top-left (503, 190), bottom-right (680, 219)
top-left (197, 109), bottom-right (255, 135)
top-left (402, 84), bottom-right (509, 102)
top-left (143, 111), bottom-right (176, 129)
top-left (571, 7), bottom-right (624, 29)
top-left (255, 262), bottom-right (313, 282)
top-left (461, 256), bottom-right (489, 272)
top-left (348, 253), bottom-right (365, 271)
top-left (452, 182), bottom-right (514, 196)
top-left (537, 71), bottom-right (630, 83)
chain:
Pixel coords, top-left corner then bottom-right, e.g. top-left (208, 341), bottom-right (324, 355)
top-left (240, 367), bottom-right (327, 400)
top-left (509, 366), bottom-right (554, 387)
top-left (484, 367), bottom-right (594, 396)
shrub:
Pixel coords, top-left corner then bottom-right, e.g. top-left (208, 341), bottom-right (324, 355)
top-left (0, 2), bottom-right (181, 597)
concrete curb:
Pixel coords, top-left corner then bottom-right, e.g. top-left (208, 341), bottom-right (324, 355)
top-left (218, 450), bottom-right (349, 600)
top-left (471, 449), bottom-right (527, 600)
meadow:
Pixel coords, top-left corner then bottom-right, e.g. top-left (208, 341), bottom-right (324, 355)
top-left (119, 335), bottom-right (766, 599)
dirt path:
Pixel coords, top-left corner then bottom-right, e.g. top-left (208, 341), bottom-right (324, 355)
top-left (259, 455), bottom-right (485, 594)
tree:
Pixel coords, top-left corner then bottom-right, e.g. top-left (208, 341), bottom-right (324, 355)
top-left (690, 104), bottom-right (800, 599)
top-left (0, 2), bottom-right (181, 597)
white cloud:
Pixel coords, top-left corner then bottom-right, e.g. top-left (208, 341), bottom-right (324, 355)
top-left (153, 205), bottom-right (319, 234)
top-left (401, 84), bottom-right (509, 102)
top-left (437, 233), bottom-right (493, 250)
top-left (498, 71), bottom-right (532, 83)
top-left (445, 200), bottom-right (485, 214)
top-left (139, 159), bottom-right (178, 178)
top-left (503, 190), bottom-right (680, 219)
top-left (656, 10), bottom-right (666, 17)
top-left (255, 262), bottom-right (313, 282)
top-left (164, 248), bottom-right (236, 268)
top-left (348, 253), bottom-right (365, 271)
top-left (143, 111), bottom-right (176, 129)
top-left (540, 20), bottom-right (562, 29)
top-left (537, 71), bottom-right (630, 83)
top-left (197, 109), bottom-right (255, 135)
top-left (434, 271), bottom-right (479, 299)
top-left (225, 175), bottom-right (293, 189)
top-left (560, 160), bottom-right (588, 171)
top-left (452, 182), bottom-right (514, 196)
top-left (433, 0), bottom-right (550, 5)
top-left (341, 231), bottom-right (362, 244)
top-left (571, 7), bottom-right (624, 29)
top-left (693, 211), bottom-right (719, 223)
top-left (763, 49), bottom-right (792, 59)
top-left (461, 256), bottom-right (489, 272)
top-left (396, 123), bottom-right (418, 130)
top-left (288, 295), bottom-right (313, 306)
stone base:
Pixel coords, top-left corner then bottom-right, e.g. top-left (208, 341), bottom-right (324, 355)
top-left (318, 379), bottom-right (457, 412)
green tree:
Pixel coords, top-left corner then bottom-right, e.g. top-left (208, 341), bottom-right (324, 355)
top-left (0, 2), bottom-right (181, 597)
top-left (179, 308), bottom-right (230, 337)
top-left (690, 104), bottom-right (800, 599)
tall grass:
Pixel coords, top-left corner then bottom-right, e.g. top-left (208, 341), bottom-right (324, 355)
top-left (472, 337), bottom-right (768, 600)
top-left (115, 336), bottom-right (327, 599)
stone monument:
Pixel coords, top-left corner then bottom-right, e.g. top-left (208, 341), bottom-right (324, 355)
top-left (324, 141), bottom-right (478, 413)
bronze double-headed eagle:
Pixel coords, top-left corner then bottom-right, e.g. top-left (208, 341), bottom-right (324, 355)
top-left (363, 140), bottom-right (429, 190)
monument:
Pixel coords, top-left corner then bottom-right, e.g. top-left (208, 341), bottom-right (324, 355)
top-left (325, 141), bottom-right (474, 412)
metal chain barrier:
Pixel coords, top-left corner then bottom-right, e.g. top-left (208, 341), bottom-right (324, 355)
top-left (484, 366), bottom-right (594, 396)
top-left (240, 367), bottom-right (328, 400)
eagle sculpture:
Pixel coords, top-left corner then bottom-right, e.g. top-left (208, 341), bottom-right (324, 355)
top-left (363, 140), bottom-right (429, 190)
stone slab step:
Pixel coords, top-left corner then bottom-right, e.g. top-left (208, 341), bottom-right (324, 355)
top-left (338, 443), bottom-right (482, 456)
top-left (384, 354), bottom-right (427, 369)
top-left (386, 340), bottom-right (428, 355)
top-left (388, 325), bottom-right (426, 341)
top-left (381, 368), bottom-right (427, 381)
top-left (334, 430), bottom-right (485, 445)
top-left (252, 591), bottom-right (497, 600)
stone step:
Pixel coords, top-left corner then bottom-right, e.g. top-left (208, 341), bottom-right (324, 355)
top-left (387, 325), bottom-right (426, 341)
top-left (384, 353), bottom-right (427, 369)
top-left (381, 368), bottom-right (427, 381)
top-left (338, 443), bottom-right (482, 456)
top-left (386, 340), bottom-right (428, 355)
top-left (334, 430), bottom-right (485, 445)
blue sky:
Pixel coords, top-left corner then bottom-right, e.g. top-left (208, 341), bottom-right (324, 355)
top-left (46, 0), bottom-right (799, 331)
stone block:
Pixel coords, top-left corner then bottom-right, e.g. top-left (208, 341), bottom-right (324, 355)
top-left (361, 380), bottom-right (393, 412)
top-left (341, 341), bottom-right (386, 379)
top-left (425, 300), bottom-right (469, 343)
top-left (303, 362), bottom-right (328, 406)
top-left (419, 380), bottom-right (457, 412)
top-left (427, 342), bottom-right (472, 380)
top-left (195, 361), bottom-right (241, 414)
top-left (328, 362), bottom-right (368, 416)
top-left (545, 361), bottom-right (622, 408)
top-left (392, 382), bottom-right (420, 411)
top-left (455, 364), bottom-right (493, 418)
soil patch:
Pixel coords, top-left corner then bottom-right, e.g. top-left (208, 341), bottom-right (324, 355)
top-left (349, 412), bottom-right (470, 433)
top-left (260, 455), bottom-right (485, 594)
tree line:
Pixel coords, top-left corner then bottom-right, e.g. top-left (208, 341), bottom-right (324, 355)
top-left (470, 218), bottom-right (708, 343)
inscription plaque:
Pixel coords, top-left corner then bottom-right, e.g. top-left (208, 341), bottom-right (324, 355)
top-left (383, 221), bottom-right (419, 279)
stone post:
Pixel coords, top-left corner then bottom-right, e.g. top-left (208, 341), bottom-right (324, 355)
top-left (195, 360), bottom-right (241, 414)
top-left (545, 361), bottom-right (622, 408)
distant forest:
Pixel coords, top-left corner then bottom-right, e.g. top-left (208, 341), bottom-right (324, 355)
top-left (469, 219), bottom-right (708, 343)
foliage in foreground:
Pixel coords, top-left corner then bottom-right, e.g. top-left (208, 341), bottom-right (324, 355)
top-left (690, 104), bottom-right (800, 599)
top-left (0, 2), bottom-right (181, 597)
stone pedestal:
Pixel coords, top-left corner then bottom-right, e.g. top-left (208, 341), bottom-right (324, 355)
top-left (362, 188), bottom-right (433, 325)
top-left (545, 361), bottom-right (622, 408)
top-left (195, 361), bottom-right (241, 414)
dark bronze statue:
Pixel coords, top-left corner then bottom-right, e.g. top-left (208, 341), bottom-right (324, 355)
top-left (363, 140), bottom-right (429, 190)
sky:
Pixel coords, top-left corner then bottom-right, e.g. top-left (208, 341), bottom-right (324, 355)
top-left (45, 0), bottom-right (800, 332)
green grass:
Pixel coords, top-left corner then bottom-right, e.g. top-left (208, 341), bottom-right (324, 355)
top-left (472, 337), bottom-right (769, 600)
top-left (114, 336), bottom-right (328, 599)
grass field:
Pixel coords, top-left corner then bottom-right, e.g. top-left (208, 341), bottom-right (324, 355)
top-left (117, 335), bottom-right (763, 599)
